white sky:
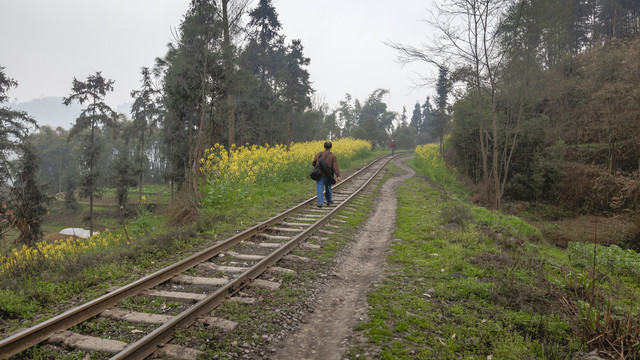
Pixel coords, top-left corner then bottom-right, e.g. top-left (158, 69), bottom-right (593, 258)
top-left (1, 0), bottom-right (437, 118)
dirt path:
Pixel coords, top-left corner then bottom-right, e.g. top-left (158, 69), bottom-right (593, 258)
top-left (274, 156), bottom-right (415, 360)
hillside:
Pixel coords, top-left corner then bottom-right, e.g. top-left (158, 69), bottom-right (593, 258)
top-left (9, 96), bottom-right (132, 130)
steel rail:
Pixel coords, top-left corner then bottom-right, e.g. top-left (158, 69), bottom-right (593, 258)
top-left (110, 153), bottom-right (396, 360)
top-left (0, 153), bottom-right (393, 359)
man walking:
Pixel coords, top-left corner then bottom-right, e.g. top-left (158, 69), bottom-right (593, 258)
top-left (312, 141), bottom-right (341, 207)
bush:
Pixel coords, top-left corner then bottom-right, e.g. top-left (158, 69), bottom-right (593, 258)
top-left (471, 206), bottom-right (541, 242)
top-left (567, 241), bottom-right (640, 279)
top-left (0, 289), bottom-right (39, 318)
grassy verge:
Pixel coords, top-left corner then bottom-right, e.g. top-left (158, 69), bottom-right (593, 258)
top-left (347, 155), bottom-right (639, 359)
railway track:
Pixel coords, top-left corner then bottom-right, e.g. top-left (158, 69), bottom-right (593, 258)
top-left (0, 153), bottom-right (399, 360)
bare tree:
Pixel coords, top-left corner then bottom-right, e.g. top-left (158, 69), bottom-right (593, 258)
top-left (387, 0), bottom-right (510, 208)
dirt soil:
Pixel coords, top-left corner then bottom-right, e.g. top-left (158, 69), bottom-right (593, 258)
top-left (273, 156), bottom-right (415, 360)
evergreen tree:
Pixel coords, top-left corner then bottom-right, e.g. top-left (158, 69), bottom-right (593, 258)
top-left (9, 143), bottom-right (52, 247)
top-left (0, 67), bottom-right (38, 242)
top-left (395, 106), bottom-right (416, 149)
top-left (130, 67), bottom-right (163, 206)
top-left (410, 103), bottom-right (422, 130)
top-left (156, 0), bottom-right (224, 200)
top-left (221, 0), bottom-right (251, 149)
top-left (421, 96), bottom-right (434, 141)
top-left (114, 147), bottom-right (137, 212)
top-left (29, 126), bottom-right (77, 194)
top-left (353, 89), bottom-right (396, 147)
top-left (64, 71), bottom-right (117, 236)
top-left (400, 106), bottom-right (408, 127)
top-left (64, 179), bottom-right (79, 212)
top-left (240, 0), bottom-right (288, 144)
top-left (433, 67), bottom-right (451, 154)
top-left (336, 94), bottom-right (360, 136)
top-left (282, 39), bottom-right (313, 143)
top-left (0, 66), bottom-right (37, 185)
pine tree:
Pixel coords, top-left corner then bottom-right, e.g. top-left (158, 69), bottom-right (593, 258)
top-left (241, 0), bottom-right (288, 144)
top-left (0, 67), bottom-right (38, 242)
top-left (130, 67), bottom-right (163, 206)
top-left (0, 66), bottom-right (37, 185)
top-left (282, 39), bottom-right (313, 144)
top-left (421, 96), bottom-right (434, 138)
top-left (410, 103), bottom-right (422, 130)
top-left (156, 0), bottom-right (224, 201)
top-left (433, 67), bottom-right (451, 154)
top-left (114, 147), bottom-right (137, 212)
top-left (9, 143), bottom-right (52, 247)
top-left (64, 72), bottom-right (117, 236)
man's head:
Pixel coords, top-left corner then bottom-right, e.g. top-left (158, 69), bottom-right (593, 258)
top-left (324, 141), bottom-right (332, 149)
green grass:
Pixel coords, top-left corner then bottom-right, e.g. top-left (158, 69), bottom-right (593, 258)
top-left (347, 155), bottom-right (640, 359)
top-left (349, 176), bottom-right (583, 359)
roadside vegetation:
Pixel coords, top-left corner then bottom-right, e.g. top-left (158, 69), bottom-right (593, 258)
top-left (348, 145), bottom-right (640, 359)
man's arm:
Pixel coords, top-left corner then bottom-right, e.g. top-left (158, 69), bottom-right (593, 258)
top-left (331, 153), bottom-right (341, 181)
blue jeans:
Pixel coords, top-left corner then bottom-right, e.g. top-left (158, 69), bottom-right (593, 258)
top-left (316, 176), bottom-right (333, 205)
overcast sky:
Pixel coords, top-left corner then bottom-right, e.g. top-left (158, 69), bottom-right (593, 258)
top-left (1, 0), bottom-right (437, 121)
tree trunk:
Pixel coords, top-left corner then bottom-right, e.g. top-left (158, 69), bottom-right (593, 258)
top-left (139, 135), bottom-right (144, 207)
top-left (490, 91), bottom-right (501, 209)
top-left (222, 0), bottom-right (236, 150)
top-left (287, 109), bottom-right (293, 145)
top-left (58, 156), bottom-right (62, 194)
top-left (500, 101), bottom-right (523, 197)
top-left (191, 73), bottom-right (207, 201)
top-left (227, 94), bottom-right (235, 149)
top-left (89, 119), bottom-right (95, 237)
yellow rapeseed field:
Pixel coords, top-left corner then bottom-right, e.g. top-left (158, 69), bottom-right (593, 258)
top-left (414, 144), bottom-right (457, 174)
top-left (200, 138), bottom-right (371, 206)
top-left (0, 230), bottom-right (128, 276)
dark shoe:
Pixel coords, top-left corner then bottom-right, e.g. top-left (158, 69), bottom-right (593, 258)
top-left (327, 200), bottom-right (334, 206)
top-left (317, 204), bottom-right (323, 208)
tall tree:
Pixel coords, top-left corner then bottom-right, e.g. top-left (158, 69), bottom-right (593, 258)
top-left (0, 66), bottom-right (37, 185)
top-left (130, 67), bottom-right (163, 206)
top-left (433, 67), bottom-right (451, 154)
top-left (421, 96), bottom-right (434, 143)
top-left (240, 0), bottom-right (288, 144)
top-left (64, 71), bottom-right (117, 236)
top-left (8, 143), bottom-right (52, 247)
top-left (0, 67), bottom-right (38, 242)
top-left (353, 89), bottom-right (396, 147)
top-left (157, 0), bottom-right (225, 201)
top-left (113, 143), bottom-right (137, 212)
top-left (29, 126), bottom-right (77, 194)
top-left (336, 94), bottom-right (361, 136)
top-left (400, 106), bottom-right (408, 127)
top-left (220, 0), bottom-right (251, 149)
top-left (410, 102), bottom-right (422, 131)
top-left (282, 39), bottom-right (313, 144)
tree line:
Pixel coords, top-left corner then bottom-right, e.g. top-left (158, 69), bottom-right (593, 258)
top-left (391, 0), bottom-right (640, 209)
